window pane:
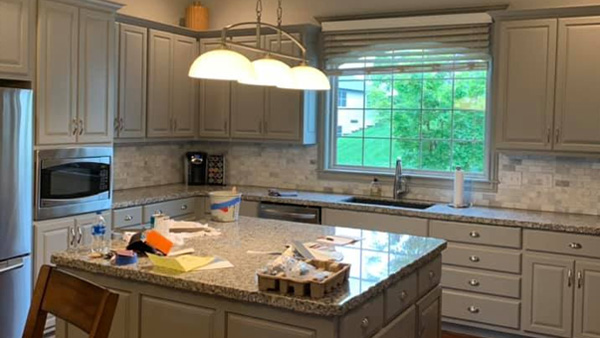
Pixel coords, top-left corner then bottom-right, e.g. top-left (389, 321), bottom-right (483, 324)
top-left (392, 110), bottom-right (420, 139)
top-left (453, 110), bottom-right (485, 141)
top-left (394, 72), bottom-right (423, 80)
top-left (338, 81), bottom-right (364, 109)
top-left (393, 80), bottom-right (422, 109)
top-left (366, 80), bottom-right (392, 109)
top-left (367, 74), bottom-right (392, 81)
top-left (337, 110), bottom-right (363, 137)
top-left (453, 141), bottom-right (485, 173)
top-left (455, 70), bottom-right (487, 79)
top-left (421, 140), bottom-right (451, 171)
top-left (336, 138), bottom-right (363, 166)
top-left (454, 79), bottom-right (487, 110)
top-left (422, 110), bottom-right (451, 139)
top-left (364, 138), bottom-right (391, 168)
top-left (423, 71), bottom-right (452, 79)
top-left (392, 140), bottom-right (420, 170)
top-left (423, 79), bottom-right (453, 109)
top-left (365, 110), bottom-right (391, 138)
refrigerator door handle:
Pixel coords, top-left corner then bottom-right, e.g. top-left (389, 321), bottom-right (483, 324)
top-left (0, 257), bottom-right (24, 275)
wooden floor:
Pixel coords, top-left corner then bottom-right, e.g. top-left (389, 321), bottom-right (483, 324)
top-left (443, 331), bottom-right (480, 338)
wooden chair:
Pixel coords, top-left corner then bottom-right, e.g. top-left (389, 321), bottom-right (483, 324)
top-left (22, 265), bottom-right (119, 338)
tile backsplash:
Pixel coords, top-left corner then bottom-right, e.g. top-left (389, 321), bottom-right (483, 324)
top-left (114, 142), bottom-right (600, 216)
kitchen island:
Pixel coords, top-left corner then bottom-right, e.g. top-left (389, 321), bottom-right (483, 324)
top-left (52, 216), bottom-right (446, 338)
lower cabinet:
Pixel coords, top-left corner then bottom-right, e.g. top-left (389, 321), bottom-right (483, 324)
top-left (574, 260), bottom-right (600, 338)
top-left (240, 200), bottom-right (260, 218)
top-left (227, 314), bottom-right (316, 338)
top-left (374, 305), bottom-right (416, 338)
top-left (417, 287), bottom-right (442, 338)
top-left (140, 296), bottom-right (216, 338)
top-left (322, 208), bottom-right (428, 236)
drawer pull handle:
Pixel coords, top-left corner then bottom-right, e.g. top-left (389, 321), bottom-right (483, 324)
top-left (360, 317), bottom-right (369, 329)
top-left (469, 231), bottom-right (480, 238)
top-left (568, 269), bottom-right (573, 288)
top-left (467, 306), bottom-right (480, 314)
top-left (124, 215), bottom-right (133, 221)
top-left (569, 242), bottom-right (582, 249)
top-left (181, 205), bottom-right (188, 210)
top-left (468, 279), bottom-right (480, 287)
top-left (399, 290), bottom-right (408, 300)
top-left (577, 271), bottom-right (583, 289)
top-left (469, 255), bottom-right (480, 263)
top-left (429, 271), bottom-right (435, 280)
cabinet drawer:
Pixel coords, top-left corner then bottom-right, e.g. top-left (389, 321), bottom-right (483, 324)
top-left (443, 244), bottom-right (521, 273)
top-left (418, 256), bottom-right (442, 298)
top-left (442, 290), bottom-right (521, 329)
top-left (385, 273), bottom-right (417, 322)
top-left (430, 221), bottom-right (521, 248)
top-left (525, 230), bottom-right (600, 259)
top-left (441, 266), bottom-right (521, 298)
top-left (113, 207), bottom-right (142, 229)
top-left (143, 198), bottom-right (196, 223)
top-left (340, 293), bottom-right (384, 338)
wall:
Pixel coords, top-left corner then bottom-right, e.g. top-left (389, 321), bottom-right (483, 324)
top-left (115, 0), bottom-right (194, 26)
top-left (200, 0), bottom-right (600, 28)
top-left (114, 142), bottom-right (600, 216)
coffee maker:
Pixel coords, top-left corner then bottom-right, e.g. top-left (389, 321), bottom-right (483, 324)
top-left (184, 152), bottom-right (208, 185)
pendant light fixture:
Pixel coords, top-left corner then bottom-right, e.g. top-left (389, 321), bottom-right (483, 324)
top-left (188, 0), bottom-right (330, 91)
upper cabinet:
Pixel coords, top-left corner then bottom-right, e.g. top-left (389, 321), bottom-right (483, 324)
top-left (496, 16), bottom-right (600, 153)
top-left (36, 0), bottom-right (119, 145)
top-left (0, 0), bottom-right (34, 80)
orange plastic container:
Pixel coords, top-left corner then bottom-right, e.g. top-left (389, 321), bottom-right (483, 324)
top-left (185, 2), bottom-right (209, 31)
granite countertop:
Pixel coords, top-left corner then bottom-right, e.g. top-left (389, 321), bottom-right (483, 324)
top-left (113, 184), bottom-right (600, 236)
top-left (52, 217), bottom-right (446, 316)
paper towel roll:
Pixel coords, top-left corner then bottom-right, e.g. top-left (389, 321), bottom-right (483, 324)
top-left (453, 167), bottom-right (464, 207)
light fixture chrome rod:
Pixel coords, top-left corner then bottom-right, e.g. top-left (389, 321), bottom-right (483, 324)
top-left (220, 21), bottom-right (307, 59)
top-left (224, 40), bottom-right (306, 63)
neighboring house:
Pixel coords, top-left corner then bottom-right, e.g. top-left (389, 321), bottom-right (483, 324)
top-left (337, 81), bottom-right (371, 136)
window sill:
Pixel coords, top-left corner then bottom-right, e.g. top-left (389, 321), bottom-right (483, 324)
top-left (318, 168), bottom-right (498, 193)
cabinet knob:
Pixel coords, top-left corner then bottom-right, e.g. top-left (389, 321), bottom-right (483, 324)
top-left (469, 231), bottom-right (480, 238)
top-left (360, 317), bottom-right (369, 329)
top-left (181, 204), bottom-right (188, 210)
top-left (468, 279), bottom-right (480, 287)
top-left (467, 306), bottom-right (480, 314)
top-left (399, 290), bottom-right (408, 300)
top-left (429, 270), bottom-right (436, 280)
top-left (124, 215), bottom-right (133, 221)
top-left (469, 255), bottom-right (480, 263)
top-left (568, 242), bottom-right (582, 249)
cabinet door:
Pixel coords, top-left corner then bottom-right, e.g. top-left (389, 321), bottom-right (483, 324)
top-left (227, 313), bottom-right (316, 338)
top-left (264, 34), bottom-right (303, 141)
top-left (554, 17), bottom-right (600, 152)
top-left (171, 34), bottom-right (197, 137)
top-left (117, 23), bottom-right (147, 139)
top-left (198, 38), bottom-right (230, 138)
top-left (322, 208), bottom-right (428, 236)
top-left (523, 254), bottom-right (574, 338)
top-left (147, 30), bottom-right (173, 137)
top-left (495, 19), bottom-right (557, 150)
top-left (140, 296), bottom-right (216, 338)
top-left (417, 287), bottom-right (441, 338)
top-left (0, 0), bottom-right (32, 78)
top-left (230, 36), bottom-right (265, 139)
top-left (574, 260), bottom-right (600, 338)
top-left (77, 9), bottom-right (115, 144)
top-left (36, 0), bottom-right (79, 145)
top-left (34, 218), bottom-right (74, 279)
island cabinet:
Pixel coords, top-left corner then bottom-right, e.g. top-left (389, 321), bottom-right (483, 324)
top-left (495, 16), bottom-right (600, 153)
top-left (36, 0), bottom-right (119, 145)
top-left (112, 197), bottom-right (198, 230)
top-left (0, 0), bottom-right (34, 80)
top-left (322, 208), bottom-right (429, 236)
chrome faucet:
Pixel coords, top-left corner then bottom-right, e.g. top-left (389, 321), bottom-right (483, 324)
top-left (393, 158), bottom-right (408, 199)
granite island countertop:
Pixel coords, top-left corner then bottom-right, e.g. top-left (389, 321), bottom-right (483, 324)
top-left (52, 216), bottom-right (446, 316)
top-left (112, 184), bottom-right (600, 236)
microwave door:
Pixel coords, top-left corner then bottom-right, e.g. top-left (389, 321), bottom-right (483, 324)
top-left (40, 161), bottom-right (110, 201)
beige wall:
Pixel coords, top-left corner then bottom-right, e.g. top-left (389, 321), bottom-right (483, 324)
top-left (201, 0), bottom-right (600, 28)
top-left (115, 0), bottom-right (194, 26)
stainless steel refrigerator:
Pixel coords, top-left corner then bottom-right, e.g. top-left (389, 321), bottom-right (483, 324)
top-left (0, 81), bottom-right (33, 338)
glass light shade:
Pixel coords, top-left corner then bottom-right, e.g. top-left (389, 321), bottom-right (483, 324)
top-left (188, 48), bottom-right (255, 81)
top-left (278, 65), bottom-right (331, 91)
top-left (238, 57), bottom-right (294, 87)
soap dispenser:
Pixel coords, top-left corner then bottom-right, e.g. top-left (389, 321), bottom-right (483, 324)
top-left (369, 177), bottom-right (382, 197)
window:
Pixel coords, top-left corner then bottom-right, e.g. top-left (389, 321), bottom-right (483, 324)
top-left (338, 89), bottom-right (348, 107)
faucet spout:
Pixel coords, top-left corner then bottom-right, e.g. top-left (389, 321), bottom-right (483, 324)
top-left (393, 158), bottom-right (408, 199)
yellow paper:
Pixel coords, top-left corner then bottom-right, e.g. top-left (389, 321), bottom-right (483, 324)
top-left (147, 254), bottom-right (214, 272)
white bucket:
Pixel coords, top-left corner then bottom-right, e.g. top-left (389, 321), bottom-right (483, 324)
top-left (209, 191), bottom-right (242, 222)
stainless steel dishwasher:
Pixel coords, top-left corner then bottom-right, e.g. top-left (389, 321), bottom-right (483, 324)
top-left (258, 202), bottom-right (321, 224)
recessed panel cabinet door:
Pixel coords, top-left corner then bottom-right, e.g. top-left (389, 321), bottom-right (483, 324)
top-left (417, 287), bottom-right (441, 338)
top-left (172, 35), bottom-right (197, 137)
top-left (0, 0), bottom-right (32, 78)
top-left (77, 9), bottom-right (115, 144)
top-left (495, 19), bottom-right (557, 150)
top-left (227, 313), bottom-right (316, 338)
top-left (117, 23), bottom-right (147, 139)
top-left (147, 30), bottom-right (173, 138)
top-left (574, 260), bottom-right (600, 338)
top-left (140, 296), bottom-right (216, 338)
top-left (523, 254), bottom-right (574, 338)
top-left (554, 17), bottom-right (600, 152)
top-left (199, 38), bottom-right (230, 138)
top-left (36, 0), bottom-right (79, 145)
top-left (33, 218), bottom-right (74, 279)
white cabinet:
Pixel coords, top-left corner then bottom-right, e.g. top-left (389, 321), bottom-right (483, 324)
top-left (36, 0), bottom-right (118, 145)
top-left (0, 0), bottom-right (33, 79)
top-left (147, 29), bottom-right (197, 138)
top-left (417, 287), bottom-right (442, 338)
top-left (574, 260), bottom-right (600, 338)
top-left (321, 208), bottom-right (428, 236)
top-left (117, 23), bottom-right (147, 139)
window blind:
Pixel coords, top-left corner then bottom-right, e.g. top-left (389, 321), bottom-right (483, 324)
top-left (322, 14), bottom-right (492, 75)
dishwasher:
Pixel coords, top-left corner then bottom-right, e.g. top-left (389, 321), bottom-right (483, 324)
top-left (258, 202), bottom-right (321, 224)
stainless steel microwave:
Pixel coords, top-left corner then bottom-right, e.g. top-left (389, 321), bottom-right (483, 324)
top-left (35, 147), bottom-right (112, 220)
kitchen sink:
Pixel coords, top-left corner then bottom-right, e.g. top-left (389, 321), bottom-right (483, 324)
top-left (341, 197), bottom-right (435, 210)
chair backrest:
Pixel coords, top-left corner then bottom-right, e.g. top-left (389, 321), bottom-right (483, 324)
top-left (23, 265), bottom-right (119, 338)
